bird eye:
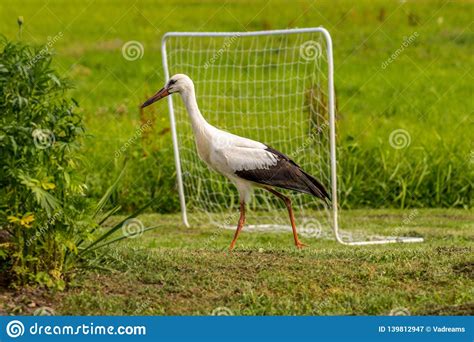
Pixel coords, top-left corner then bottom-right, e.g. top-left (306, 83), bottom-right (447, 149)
top-left (168, 79), bottom-right (177, 87)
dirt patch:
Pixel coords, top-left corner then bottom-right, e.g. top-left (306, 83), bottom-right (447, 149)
top-left (0, 286), bottom-right (57, 315)
top-left (452, 261), bottom-right (474, 279)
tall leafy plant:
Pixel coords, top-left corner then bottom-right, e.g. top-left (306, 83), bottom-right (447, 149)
top-left (0, 36), bottom-right (87, 287)
top-left (0, 36), bottom-right (157, 288)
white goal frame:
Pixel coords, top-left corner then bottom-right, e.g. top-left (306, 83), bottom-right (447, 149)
top-left (161, 27), bottom-right (423, 246)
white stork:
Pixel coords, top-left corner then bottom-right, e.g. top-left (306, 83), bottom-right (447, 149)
top-left (141, 74), bottom-right (330, 250)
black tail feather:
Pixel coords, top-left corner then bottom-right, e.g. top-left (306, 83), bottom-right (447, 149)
top-left (301, 170), bottom-right (331, 202)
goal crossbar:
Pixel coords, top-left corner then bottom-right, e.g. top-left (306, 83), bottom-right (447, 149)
top-left (161, 27), bottom-right (423, 246)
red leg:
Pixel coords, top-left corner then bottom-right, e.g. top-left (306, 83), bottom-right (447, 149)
top-left (265, 188), bottom-right (306, 249)
top-left (229, 202), bottom-right (246, 251)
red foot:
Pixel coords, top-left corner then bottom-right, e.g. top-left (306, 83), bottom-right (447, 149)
top-left (295, 241), bottom-right (307, 249)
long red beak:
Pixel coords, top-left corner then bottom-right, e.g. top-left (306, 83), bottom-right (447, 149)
top-left (141, 87), bottom-right (170, 108)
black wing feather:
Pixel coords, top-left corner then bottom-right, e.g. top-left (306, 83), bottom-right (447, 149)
top-left (234, 146), bottom-right (330, 201)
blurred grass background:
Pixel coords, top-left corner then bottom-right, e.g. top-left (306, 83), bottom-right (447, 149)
top-left (0, 0), bottom-right (472, 212)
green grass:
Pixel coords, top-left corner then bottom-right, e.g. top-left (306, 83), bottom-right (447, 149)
top-left (0, 0), bottom-right (471, 211)
top-left (2, 209), bottom-right (469, 315)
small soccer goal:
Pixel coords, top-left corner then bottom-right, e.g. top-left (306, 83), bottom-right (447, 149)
top-left (161, 27), bottom-right (423, 246)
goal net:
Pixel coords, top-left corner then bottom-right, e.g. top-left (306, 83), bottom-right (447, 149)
top-left (161, 28), bottom-right (423, 245)
top-left (161, 28), bottom-right (333, 239)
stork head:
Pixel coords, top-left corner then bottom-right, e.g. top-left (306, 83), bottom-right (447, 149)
top-left (141, 74), bottom-right (194, 108)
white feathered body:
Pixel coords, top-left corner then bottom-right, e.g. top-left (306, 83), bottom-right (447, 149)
top-left (191, 120), bottom-right (278, 202)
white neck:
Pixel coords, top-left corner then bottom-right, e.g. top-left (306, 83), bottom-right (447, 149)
top-left (178, 85), bottom-right (214, 164)
top-left (179, 87), bottom-right (210, 133)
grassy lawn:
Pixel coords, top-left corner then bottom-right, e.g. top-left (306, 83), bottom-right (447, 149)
top-left (3, 209), bottom-right (471, 316)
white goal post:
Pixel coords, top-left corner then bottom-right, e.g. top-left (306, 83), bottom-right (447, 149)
top-left (161, 27), bottom-right (423, 246)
